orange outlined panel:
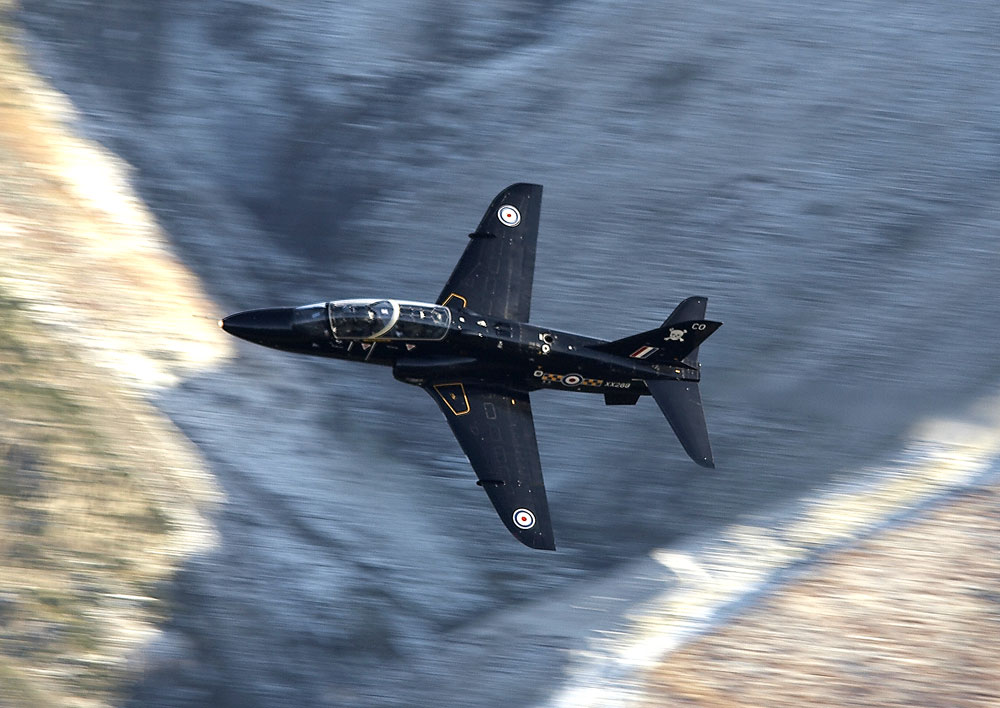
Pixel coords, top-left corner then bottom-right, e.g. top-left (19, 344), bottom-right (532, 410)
top-left (442, 293), bottom-right (467, 308)
top-left (433, 383), bottom-right (471, 416)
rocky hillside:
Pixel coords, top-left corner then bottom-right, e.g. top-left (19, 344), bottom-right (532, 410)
top-left (9, 1), bottom-right (1000, 705)
top-left (1, 10), bottom-right (225, 704)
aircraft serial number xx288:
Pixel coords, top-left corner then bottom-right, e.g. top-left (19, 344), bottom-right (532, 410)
top-left (221, 184), bottom-right (722, 550)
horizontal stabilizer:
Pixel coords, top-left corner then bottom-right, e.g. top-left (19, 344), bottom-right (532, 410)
top-left (590, 319), bottom-right (721, 366)
top-left (647, 380), bottom-right (715, 468)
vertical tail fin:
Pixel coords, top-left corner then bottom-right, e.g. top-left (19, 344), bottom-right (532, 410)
top-left (593, 296), bottom-right (719, 467)
top-left (650, 296), bottom-right (716, 468)
top-left (664, 296), bottom-right (708, 367)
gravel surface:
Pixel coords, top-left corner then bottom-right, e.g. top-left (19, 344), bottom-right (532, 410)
top-left (639, 483), bottom-right (1000, 707)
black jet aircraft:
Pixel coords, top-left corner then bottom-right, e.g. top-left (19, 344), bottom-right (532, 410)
top-left (221, 184), bottom-right (721, 550)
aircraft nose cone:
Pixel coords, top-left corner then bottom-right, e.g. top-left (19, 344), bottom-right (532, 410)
top-left (220, 307), bottom-right (295, 344)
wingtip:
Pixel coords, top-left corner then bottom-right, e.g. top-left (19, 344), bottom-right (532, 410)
top-left (514, 530), bottom-right (556, 551)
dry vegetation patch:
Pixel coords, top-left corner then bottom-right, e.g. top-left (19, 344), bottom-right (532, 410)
top-left (0, 291), bottom-right (218, 706)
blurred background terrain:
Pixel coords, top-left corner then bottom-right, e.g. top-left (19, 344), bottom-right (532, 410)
top-left (1, 0), bottom-right (998, 706)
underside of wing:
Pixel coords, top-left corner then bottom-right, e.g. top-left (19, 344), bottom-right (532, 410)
top-left (437, 183), bottom-right (542, 322)
top-left (425, 382), bottom-right (555, 550)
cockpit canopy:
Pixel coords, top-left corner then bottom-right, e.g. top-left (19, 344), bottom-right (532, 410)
top-left (327, 299), bottom-right (451, 341)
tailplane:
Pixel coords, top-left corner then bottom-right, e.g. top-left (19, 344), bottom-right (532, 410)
top-left (647, 380), bottom-right (715, 467)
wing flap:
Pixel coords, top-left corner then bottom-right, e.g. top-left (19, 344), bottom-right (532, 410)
top-left (425, 382), bottom-right (555, 550)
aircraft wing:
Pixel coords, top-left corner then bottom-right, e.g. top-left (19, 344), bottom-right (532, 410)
top-left (425, 382), bottom-right (555, 550)
top-left (437, 183), bottom-right (542, 322)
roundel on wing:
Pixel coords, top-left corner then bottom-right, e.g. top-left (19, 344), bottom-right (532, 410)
top-left (512, 508), bottom-right (535, 529)
top-left (497, 205), bottom-right (521, 227)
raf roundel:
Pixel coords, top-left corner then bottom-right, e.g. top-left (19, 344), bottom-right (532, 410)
top-left (497, 205), bottom-right (521, 227)
top-left (512, 508), bottom-right (536, 529)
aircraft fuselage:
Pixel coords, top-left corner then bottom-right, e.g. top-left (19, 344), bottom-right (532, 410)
top-left (220, 302), bottom-right (700, 401)
top-left (219, 184), bottom-right (722, 549)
